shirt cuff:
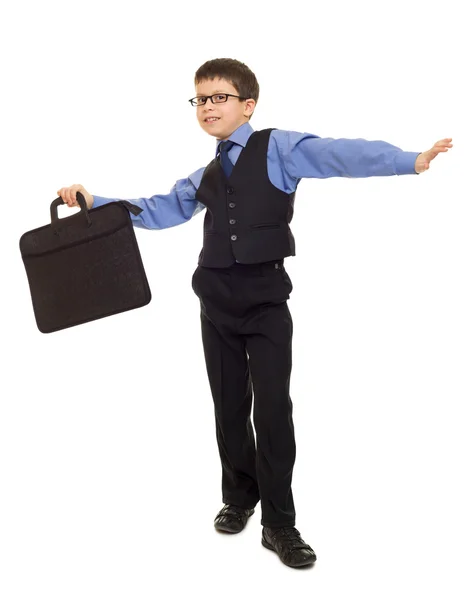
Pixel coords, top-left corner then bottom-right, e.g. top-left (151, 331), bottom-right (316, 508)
top-left (394, 151), bottom-right (421, 175)
top-left (91, 195), bottom-right (116, 208)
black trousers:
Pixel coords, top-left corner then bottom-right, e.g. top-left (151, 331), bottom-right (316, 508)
top-left (191, 259), bottom-right (296, 528)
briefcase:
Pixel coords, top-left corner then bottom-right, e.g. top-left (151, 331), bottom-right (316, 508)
top-left (19, 192), bottom-right (152, 333)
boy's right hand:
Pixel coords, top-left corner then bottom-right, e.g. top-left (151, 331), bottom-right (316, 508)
top-left (56, 184), bottom-right (94, 209)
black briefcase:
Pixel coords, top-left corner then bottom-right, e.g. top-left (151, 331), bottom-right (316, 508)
top-left (19, 192), bottom-right (152, 333)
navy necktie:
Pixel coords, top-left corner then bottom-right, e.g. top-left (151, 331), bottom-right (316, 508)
top-left (218, 140), bottom-right (235, 178)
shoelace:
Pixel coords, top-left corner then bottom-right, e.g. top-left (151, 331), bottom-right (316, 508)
top-left (270, 527), bottom-right (311, 551)
top-left (216, 505), bottom-right (249, 521)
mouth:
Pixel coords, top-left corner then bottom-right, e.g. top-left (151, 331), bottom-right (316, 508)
top-left (204, 117), bottom-right (220, 123)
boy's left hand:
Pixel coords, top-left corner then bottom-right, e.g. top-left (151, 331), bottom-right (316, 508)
top-left (415, 138), bottom-right (453, 173)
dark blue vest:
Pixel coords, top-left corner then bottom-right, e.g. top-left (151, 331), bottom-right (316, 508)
top-left (195, 127), bottom-right (296, 267)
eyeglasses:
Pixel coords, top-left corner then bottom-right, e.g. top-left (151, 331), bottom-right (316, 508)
top-left (188, 93), bottom-right (248, 107)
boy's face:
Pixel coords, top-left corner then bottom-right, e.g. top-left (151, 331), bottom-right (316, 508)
top-left (194, 78), bottom-right (256, 141)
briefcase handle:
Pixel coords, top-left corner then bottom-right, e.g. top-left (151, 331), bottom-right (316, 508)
top-left (50, 191), bottom-right (92, 230)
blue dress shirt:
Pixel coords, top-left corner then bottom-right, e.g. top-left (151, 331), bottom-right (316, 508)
top-left (92, 122), bottom-right (420, 230)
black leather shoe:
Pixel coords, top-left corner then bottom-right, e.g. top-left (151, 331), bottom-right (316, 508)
top-left (214, 504), bottom-right (255, 533)
top-left (262, 526), bottom-right (317, 567)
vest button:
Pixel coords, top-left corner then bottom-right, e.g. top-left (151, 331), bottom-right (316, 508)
top-left (231, 234), bottom-right (237, 241)
top-left (227, 186), bottom-right (234, 194)
top-left (228, 202), bottom-right (236, 209)
top-left (229, 219), bottom-right (236, 225)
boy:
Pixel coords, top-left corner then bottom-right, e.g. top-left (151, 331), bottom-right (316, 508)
top-left (57, 58), bottom-right (452, 569)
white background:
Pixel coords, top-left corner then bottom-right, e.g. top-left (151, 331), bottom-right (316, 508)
top-left (1, 0), bottom-right (472, 597)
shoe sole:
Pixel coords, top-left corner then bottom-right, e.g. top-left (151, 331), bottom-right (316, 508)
top-left (214, 508), bottom-right (255, 533)
top-left (261, 538), bottom-right (317, 568)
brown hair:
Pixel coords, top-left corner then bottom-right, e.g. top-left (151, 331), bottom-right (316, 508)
top-left (194, 58), bottom-right (259, 121)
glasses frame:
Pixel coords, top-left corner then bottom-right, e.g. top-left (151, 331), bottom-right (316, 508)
top-left (188, 93), bottom-right (248, 107)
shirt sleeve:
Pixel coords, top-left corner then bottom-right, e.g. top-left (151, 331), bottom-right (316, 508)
top-left (277, 130), bottom-right (421, 180)
top-left (92, 166), bottom-right (206, 230)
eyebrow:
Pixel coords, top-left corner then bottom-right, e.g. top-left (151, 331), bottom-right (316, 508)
top-left (196, 90), bottom-right (226, 95)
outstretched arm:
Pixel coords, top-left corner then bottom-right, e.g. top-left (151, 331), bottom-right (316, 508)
top-left (92, 166), bottom-right (206, 230)
top-left (274, 130), bottom-right (452, 181)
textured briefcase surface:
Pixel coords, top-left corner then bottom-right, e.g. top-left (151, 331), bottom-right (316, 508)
top-left (19, 192), bottom-right (152, 333)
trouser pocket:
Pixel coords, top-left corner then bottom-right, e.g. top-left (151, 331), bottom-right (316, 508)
top-left (191, 266), bottom-right (200, 295)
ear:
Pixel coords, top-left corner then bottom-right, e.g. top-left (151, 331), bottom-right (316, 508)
top-left (245, 98), bottom-right (256, 117)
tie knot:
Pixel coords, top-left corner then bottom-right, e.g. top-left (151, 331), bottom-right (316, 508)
top-left (219, 140), bottom-right (234, 155)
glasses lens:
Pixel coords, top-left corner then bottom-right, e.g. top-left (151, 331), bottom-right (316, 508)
top-left (212, 94), bottom-right (227, 103)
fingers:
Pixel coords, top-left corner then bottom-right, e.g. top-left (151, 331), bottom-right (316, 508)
top-left (428, 138), bottom-right (453, 159)
top-left (56, 184), bottom-right (83, 207)
top-left (435, 138), bottom-right (453, 149)
top-left (57, 187), bottom-right (69, 205)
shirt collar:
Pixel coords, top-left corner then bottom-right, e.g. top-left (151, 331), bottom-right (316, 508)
top-left (214, 121), bottom-right (254, 158)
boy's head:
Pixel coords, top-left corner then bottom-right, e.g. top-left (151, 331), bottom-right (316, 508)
top-left (192, 58), bottom-right (259, 141)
